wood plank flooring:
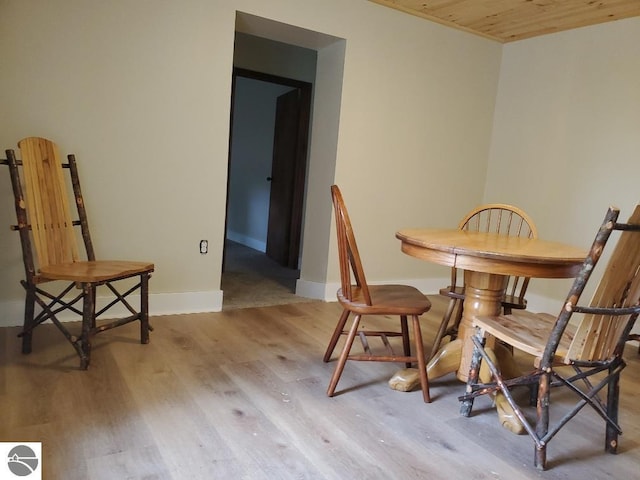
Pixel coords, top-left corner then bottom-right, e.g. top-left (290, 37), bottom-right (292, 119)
top-left (1, 297), bottom-right (639, 479)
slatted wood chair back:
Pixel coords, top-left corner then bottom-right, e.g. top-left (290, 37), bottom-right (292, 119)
top-left (459, 203), bottom-right (538, 238)
top-left (457, 203), bottom-right (538, 302)
top-left (564, 205), bottom-right (640, 363)
top-left (17, 137), bottom-right (82, 270)
top-left (331, 185), bottom-right (372, 305)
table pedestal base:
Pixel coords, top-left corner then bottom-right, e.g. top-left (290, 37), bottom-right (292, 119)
top-left (389, 336), bottom-right (525, 435)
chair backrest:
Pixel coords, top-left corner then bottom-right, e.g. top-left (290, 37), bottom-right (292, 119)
top-left (331, 185), bottom-right (372, 305)
top-left (453, 203), bottom-right (538, 301)
top-left (17, 137), bottom-right (81, 269)
top-left (458, 203), bottom-right (538, 239)
top-left (5, 137), bottom-right (94, 275)
top-left (560, 205), bottom-right (640, 364)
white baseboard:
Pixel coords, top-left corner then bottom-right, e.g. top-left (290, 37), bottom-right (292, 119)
top-left (295, 278), bottom-right (336, 301)
top-left (226, 231), bottom-right (266, 252)
top-left (151, 290), bottom-right (223, 316)
top-left (0, 290), bottom-right (223, 328)
top-left (0, 275), bottom-right (452, 326)
top-left (293, 277), bottom-right (640, 333)
top-left (520, 292), bottom-right (562, 314)
top-left (295, 277), bottom-right (449, 302)
top-left (7, 279), bottom-right (632, 334)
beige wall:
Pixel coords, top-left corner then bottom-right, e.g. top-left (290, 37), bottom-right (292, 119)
top-left (4, 2), bottom-right (636, 324)
top-left (485, 16), bottom-right (640, 309)
top-left (0, 0), bottom-right (501, 323)
top-left (0, 0), bottom-right (236, 318)
top-left (328, 4), bottom-right (501, 290)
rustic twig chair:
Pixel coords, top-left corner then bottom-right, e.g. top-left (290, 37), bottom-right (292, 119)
top-left (2, 137), bottom-right (154, 369)
top-left (430, 204), bottom-right (538, 359)
top-left (323, 185), bottom-right (432, 402)
top-left (459, 205), bottom-right (640, 470)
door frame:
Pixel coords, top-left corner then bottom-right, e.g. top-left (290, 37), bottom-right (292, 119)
top-left (224, 67), bottom-right (312, 270)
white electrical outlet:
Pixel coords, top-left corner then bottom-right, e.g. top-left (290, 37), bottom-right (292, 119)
top-left (199, 240), bottom-right (208, 254)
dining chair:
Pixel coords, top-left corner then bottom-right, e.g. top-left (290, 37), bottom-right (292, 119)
top-left (459, 205), bottom-right (640, 470)
top-left (323, 185), bottom-right (432, 402)
top-left (2, 137), bottom-right (155, 369)
top-left (430, 204), bottom-right (538, 359)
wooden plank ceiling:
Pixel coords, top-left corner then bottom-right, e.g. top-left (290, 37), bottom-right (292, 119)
top-left (370, 0), bottom-right (640, 42)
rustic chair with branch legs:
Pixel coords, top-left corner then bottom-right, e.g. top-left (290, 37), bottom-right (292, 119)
top-left (2, 137), bottom-right (154, 369)
top-left (322, 185), bottom-right (432, 402)
top-left (430, 204), bottom-right (538, 359)
top-left (459, 205), bottom-right (640, 470)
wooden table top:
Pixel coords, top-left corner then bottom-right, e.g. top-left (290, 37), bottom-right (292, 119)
top-left (396, 228), bottom-right (588, 278)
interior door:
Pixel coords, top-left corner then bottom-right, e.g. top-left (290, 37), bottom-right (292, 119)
top-left (265, 87), bottom-right (309, 268)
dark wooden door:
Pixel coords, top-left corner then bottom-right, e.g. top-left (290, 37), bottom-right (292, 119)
top-left (265, 87), bottom-right (309, 268)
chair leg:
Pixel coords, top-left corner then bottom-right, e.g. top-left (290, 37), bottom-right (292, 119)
top-left (327, 314), bottom-right (361, 397)
top-left (90, 284), bottom-right (97, 329)
top-left (534, 373), bottom-right (551, 470)
top-left (21, 287), bottom-right (36, 354)
top-left (323, 309), bottom-right (350, 362)
top-left (605, 368), bottom-right (621, 454)
top-left (460, 332), bottom-right (484, 417)
top-left (400, 315), bottom-right (412, 368)
top-left (449, 301), bottom-right (464, 341)
top-left (80, 283), bottom-right (95, 370)
top-left (140, 273), bottom-right (150, 344)
top-left (411, 315), bottom-right (430, 403)
top-left (429, 298), bottom-right (456, 360)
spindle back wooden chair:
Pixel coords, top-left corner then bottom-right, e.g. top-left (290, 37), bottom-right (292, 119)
top-left (323, 185), bottom-right (432, 402)
top-left (459, 205), bottom-right (640, 470)
top-left (431, 204), bottom-right (538, 359)
top-left (2, 137), bottom-right (154, 369)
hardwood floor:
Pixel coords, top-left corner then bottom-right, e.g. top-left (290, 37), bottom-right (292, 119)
top-left (1, 297), bottom-right (639, 479)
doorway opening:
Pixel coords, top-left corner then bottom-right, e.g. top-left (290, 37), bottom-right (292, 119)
top-left (221, 13), bottom-right (346, 309)
top-left (223, 67), bottom-right (313, 309)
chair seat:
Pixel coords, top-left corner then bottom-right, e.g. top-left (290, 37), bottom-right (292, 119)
top-left (338, 284), bottom-right (431, 315)
top-left (40, 260), bottom-right (155, 283)
top-left (501, 294), bottom-right (527, 310)
top-left (473, 310), bottom-right (574, 363)
top-left (439, 285), bottom-right (465, 299)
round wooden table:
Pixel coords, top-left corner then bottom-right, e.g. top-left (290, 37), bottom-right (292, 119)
top-left (395, 228), bottom-right (586, 432)
top-left (396, 228), bottom-right (587, 381)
